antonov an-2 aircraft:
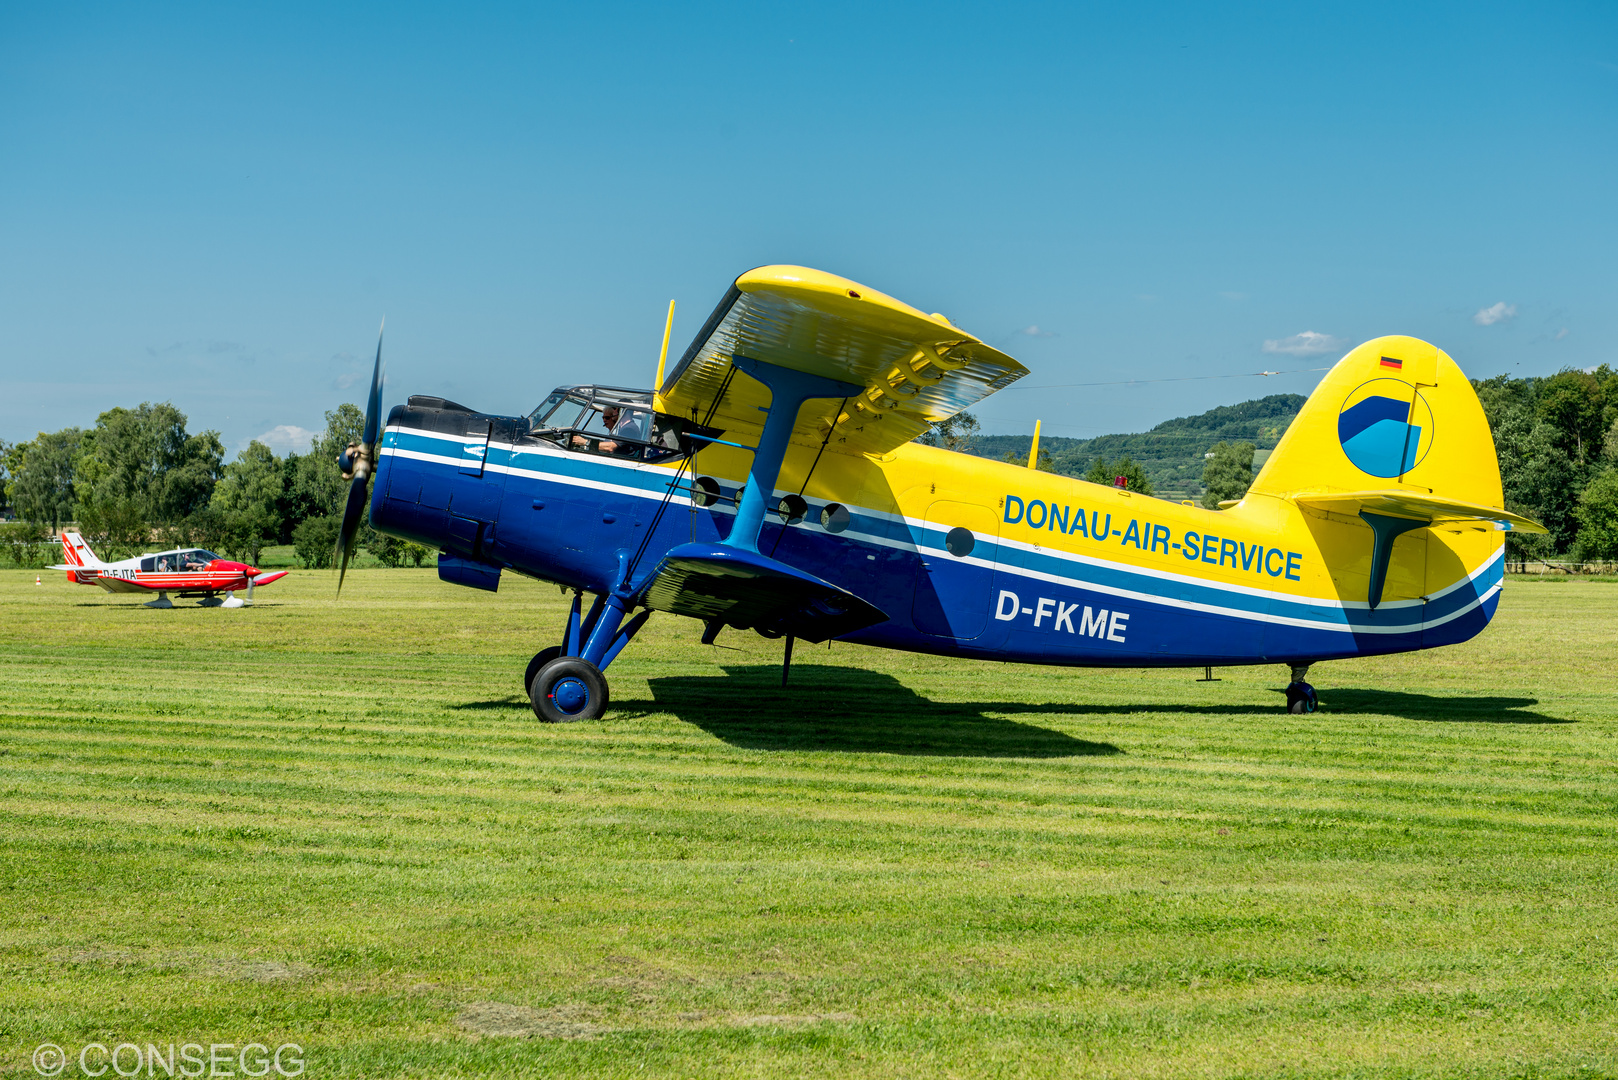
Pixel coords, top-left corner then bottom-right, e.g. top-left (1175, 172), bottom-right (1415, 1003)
top-left (332, 265), bottom-right (1544, 721)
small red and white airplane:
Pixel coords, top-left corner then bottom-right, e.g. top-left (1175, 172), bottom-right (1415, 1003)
top-left (50, 530), bottom-right (288, 608)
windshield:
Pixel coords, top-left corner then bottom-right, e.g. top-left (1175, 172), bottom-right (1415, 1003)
top-left (528, 392), bottom-right (585, 429)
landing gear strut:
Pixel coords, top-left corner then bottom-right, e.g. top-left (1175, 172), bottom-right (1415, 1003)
top-left (1285, 663), bottom-right (1318, 714)
top-left (525, 590), bottom-right (652, 723)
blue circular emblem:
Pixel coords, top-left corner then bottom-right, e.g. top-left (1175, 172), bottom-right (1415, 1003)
top-left (1337, 379), bottom-right (1434, 478)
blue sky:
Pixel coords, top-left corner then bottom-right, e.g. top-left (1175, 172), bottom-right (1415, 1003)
top-left (2, 1), bottom-right (1613, 455)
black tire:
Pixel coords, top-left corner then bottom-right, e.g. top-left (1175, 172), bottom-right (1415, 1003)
top-left (1286, 682), bottom-right (1319, 714)
top-left (525, 646), bottom-right (563, 696)
top-left (530, 656), bottom-right (609, 723)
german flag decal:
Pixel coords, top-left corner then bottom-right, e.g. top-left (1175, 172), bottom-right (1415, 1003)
top-left (1379, 356), bottom-right (1403, 370)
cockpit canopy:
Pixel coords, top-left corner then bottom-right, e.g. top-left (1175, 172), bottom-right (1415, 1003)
top-left (528, 385), bottom-right (687, 463)
top-left (140, 549), bottom-right (220, 572)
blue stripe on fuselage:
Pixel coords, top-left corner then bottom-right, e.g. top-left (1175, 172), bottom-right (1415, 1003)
top-left (376, 427), bottom-right (1499, 665)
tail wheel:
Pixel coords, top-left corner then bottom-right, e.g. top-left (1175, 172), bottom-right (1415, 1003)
top-left (524, 646), bottom-right (563, 696)
top-left (530, 657), bottom-right (609, 723)
top-left (1286, 682), bottom-right (1319, 714)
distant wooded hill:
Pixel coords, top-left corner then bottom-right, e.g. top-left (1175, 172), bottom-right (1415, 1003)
top-left (967, 393), bottom-right (1306, 502)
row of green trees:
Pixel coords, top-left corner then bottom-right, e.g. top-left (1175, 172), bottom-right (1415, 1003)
top-left (0, 401), bottom-right (429, 569)
top-left (926, 367), bottom-right (1618, 560)
top-left (1477, 367), bottom-right (1618, 562)
top-left (5, 369), bottom-right (1616, 569)
top-left (1179, 369), bottom-right (1618, 560)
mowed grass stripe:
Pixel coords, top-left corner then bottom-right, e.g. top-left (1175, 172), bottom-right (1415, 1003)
top-left (5, 730), bottom-right (1609, 844)
top-left (2, 569), bottom-right (1616, 1077)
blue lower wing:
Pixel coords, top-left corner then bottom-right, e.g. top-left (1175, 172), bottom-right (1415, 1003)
top-left (638, 542), bottom-right (888, 643)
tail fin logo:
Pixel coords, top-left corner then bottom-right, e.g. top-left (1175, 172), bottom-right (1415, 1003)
top-left (1338, 379), bottom-right (1434, 478)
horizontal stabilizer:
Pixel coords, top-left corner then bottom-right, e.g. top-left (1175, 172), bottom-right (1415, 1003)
top-left (1293, 490), bottom-right (1548, 533)
top-left (637, 542), bottom-right (887, 643)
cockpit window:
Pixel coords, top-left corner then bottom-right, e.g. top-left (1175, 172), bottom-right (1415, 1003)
top-left (177, 550), bottom-right (219, 570)
top-left (529, 385), bottom-right (686, 463)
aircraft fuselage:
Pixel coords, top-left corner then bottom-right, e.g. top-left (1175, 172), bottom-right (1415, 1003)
top-left (372, 396), bottom-right (1504, 669)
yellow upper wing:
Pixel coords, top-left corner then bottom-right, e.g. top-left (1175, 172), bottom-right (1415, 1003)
top-left (656, 266), bottom-right (1028, 457)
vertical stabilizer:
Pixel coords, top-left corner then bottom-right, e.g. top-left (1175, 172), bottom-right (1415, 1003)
top-left (1249, 335), bottom-right (1500, 507)
top-left (59, 530), bottom-right (103, 583)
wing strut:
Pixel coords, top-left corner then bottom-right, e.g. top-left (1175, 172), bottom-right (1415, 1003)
top-left (630, 355), bottom-right (887, 643)
top-left (724, 356), bottom-right (861, 553)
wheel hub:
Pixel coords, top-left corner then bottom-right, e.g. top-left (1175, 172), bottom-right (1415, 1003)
top-left (549, 676), bottom-right (590, 714)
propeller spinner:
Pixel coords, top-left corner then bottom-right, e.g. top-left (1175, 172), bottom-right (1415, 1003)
top-left (335, 322), bottom-right (386, 594)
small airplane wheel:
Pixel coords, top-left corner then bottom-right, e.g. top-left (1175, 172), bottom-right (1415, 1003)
top-left (1286, 682), bottom-right (1319, 714)
top-left (530, 656), bottom-right (609, 723)
top-left (524, 646), bottom-right (563, 696)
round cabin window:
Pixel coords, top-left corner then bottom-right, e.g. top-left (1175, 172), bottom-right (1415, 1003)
top-left (690, 476), bottom-right (720, 508)
top-left (945, 526), bottom-right (975, 557)
top-left (820, 503), bottom-right (851, 533)
top-left (777, 494), bottom-right (808, 524)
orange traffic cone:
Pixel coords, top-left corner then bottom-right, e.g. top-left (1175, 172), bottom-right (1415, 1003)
top-left (35, 575), bottom-right (42, 585)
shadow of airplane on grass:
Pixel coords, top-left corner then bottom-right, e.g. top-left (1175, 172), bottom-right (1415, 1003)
top-left (638, 664), bottom-right (1122, 758)
top-left (1299, 688), bottom-right (1564, 724)
top-left (450, 667), bottom-right (1564, 756)
top-left (453, 664), bottom-right (1120, 758)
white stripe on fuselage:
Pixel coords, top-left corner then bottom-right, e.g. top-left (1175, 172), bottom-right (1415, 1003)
top-left (382, 428), bottom-right (1501, 637)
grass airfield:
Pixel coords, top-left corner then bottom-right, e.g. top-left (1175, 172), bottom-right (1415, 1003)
top-left (1, 568), bottom-right (1615, 1079)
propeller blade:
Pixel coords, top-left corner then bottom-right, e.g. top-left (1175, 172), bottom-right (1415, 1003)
top-left (363, 319), bottom-right (386, 447)
top-left (334, 473), bottom-right (368, 595)
top-left (335, 322), bottom-right (386, 597)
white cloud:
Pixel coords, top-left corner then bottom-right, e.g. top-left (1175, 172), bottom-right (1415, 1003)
top-left (1555, 327), bottom-right (1569, 340)
top-left (1473, 301), bottom-right (1518, 326)
top-left (1262, 331), bottom-right (1344, 357)
top-left (254, 425), bottom-right (317, 455)
top-left (1019, 325), bottom-right (1056, 338)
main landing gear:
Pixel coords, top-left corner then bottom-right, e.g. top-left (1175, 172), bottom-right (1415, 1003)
top-left (524, 590), bottom-right (652, 723)
top-left (1285, 663), bottom-right (1319, 714)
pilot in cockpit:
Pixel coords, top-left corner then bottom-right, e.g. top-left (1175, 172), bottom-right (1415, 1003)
top-left (572, 404), bottom-right (648, 455)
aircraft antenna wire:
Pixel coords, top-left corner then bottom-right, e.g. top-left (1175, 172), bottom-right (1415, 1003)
top-left (624, 364), bottom-right (742, 585)
top-left (1003, 366), bottom-right (1331, 392)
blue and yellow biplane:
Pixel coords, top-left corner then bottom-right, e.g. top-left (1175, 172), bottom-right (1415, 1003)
top-left (334, 265), bottom-right (1545, 721)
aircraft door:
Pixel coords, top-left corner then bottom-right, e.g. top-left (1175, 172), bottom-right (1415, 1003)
top-left (912, 501), bottom-right (999, 639)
